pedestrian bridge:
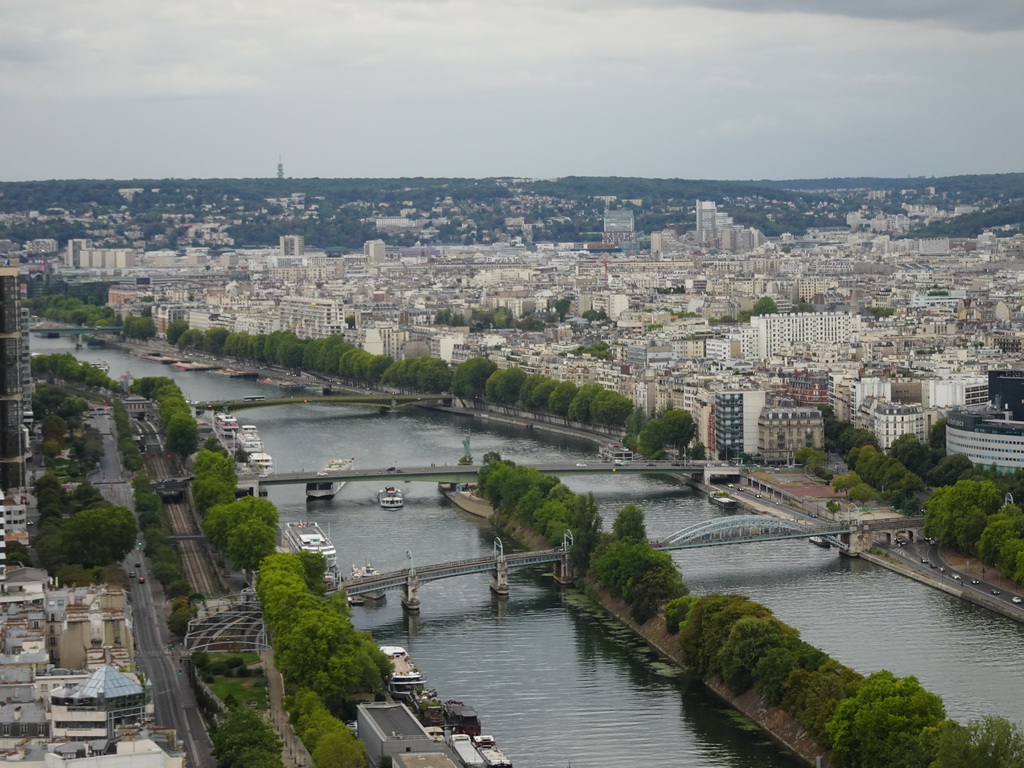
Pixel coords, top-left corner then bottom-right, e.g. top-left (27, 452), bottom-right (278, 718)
top-left (199, 394), bottom-right (452, 413)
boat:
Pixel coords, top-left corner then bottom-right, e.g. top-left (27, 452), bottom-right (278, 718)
top-left (91, 360), bottom-right (110, 373)
top-left (249, 451), bottom-right (274, 476)
top-left (350, 564), bottom-right (385, 600)
top-left (239, 425), bottom-right (264, 452)
top-left (215, 413), bottom-right (239, 432)
top-left (477, 746), bottom-right (512, 768)
top-left (379, 646), bottom-right (427, 700)
top-left (599, 443), bottom-right (634, 463)
top-left (448, 734), bottom-right (485, 768)
top-left (306, 457), bottom-right (354, 500)
top-left (280, 521), bottom-right (339, 584)
top-left (444, 700), bottom-right (482, 737)
top-left (378, 486), bottom-right (404, 509)
top-left (709, 491), bottom-right (738, 510)
top-left (809, 536), bottom-right (832, 549)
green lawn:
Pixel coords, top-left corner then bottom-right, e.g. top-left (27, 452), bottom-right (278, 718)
top-left (208, 675), bottom-right (268, 711)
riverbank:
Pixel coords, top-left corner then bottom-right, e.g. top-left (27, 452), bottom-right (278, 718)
top-left (485, 506), bottom-right (829, 767)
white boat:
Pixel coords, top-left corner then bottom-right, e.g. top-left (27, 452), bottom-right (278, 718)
top-left (215, 413), bottom-right (239, 432)
top-left (306, 457), bottom-right (354, 499)
top-left (350, 564), bottom-right (386, 600)
top-left (378, 486), bottom-right (404, 509)
top-left (280, 521), bottom-right (339, 584)
top-left (91, 360), bottom-right (110, 373)
top-left (238, 425), bottom-right (263, 452)
top-left (379, 645), bottom-right (427, 700)
top-left (477, 746), bottom-right (513, 768)
top-left (249, 451), bottom-right (274, 476)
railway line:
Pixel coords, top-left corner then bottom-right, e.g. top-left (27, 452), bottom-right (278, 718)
top-left (139, 417), bottom-right (224, 597)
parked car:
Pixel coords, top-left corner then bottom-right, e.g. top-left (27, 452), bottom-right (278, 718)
top-left (1013, 596), bottom-right (1022, 604)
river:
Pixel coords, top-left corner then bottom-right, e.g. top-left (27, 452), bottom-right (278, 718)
top-left (40, 338), bottom-right (1024, 766)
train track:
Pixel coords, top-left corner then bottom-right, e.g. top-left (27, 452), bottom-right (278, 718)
top-left (140, 419), bottom-right (224, 597)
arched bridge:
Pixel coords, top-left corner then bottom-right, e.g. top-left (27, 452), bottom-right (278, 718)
top-left (655, 515), bottom-right (850, 552)
top-left (198, 394), bottom-right (451, 413)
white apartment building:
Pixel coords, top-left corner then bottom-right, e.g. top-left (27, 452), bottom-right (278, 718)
top-left (857, 398), bottom-right (925, 451)
top-left (278, 296), bottom-right (347, 339)
top-left (750, 312), bottom-right (853, 360)
top-left (923, 375), bottom-right (988, 409)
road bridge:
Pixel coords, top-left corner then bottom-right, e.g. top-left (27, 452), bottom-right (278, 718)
top-left (29, 325), bottom-right (121, 334)
top-left (198, 394), bottom-right (452, 413)
top-left (247, 460), bottom-right (709, 487)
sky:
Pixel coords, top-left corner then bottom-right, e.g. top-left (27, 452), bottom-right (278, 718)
top-left (2, 0), bottom-right (1023, 182)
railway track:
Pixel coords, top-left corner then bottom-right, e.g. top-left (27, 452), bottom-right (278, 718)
top-left (140, 419), bottom-right (224, 597)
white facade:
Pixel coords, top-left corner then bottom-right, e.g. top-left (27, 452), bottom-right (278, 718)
top-left (750, 312), bottom-right (853, 360)
top-left (277, 296), bottom-right (347, 339)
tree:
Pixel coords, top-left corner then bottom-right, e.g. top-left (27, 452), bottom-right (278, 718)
top-left (931, 716), bottom-right (1024, 768)
top-left (166, 411), bottom-right (199, 459)
top-left (927, 455), bottom-right (974, 488)
top-left (554, 297), bottom-right (571, 320)
top-left (452, 357), bottom-right (498, 404)
top-left (794, 447), bottom-right (826, 470)
top-left (612, 504), bottom-right (647, 542)
top-left (61, 506), bottom-right (136, 568)
top-left (211, 707), bottom-right (284, 768)
top-left (548, 381), bottom-right (578, 418)
top-left (751, 296), bottom-right (779, 316)
top-left (569, 492), bottom-right (602, 573)
top-left (312, 728), bottom-right (369, 768)
top-left (227, 518), bottom-right (278, 572)
top-left (826, 670), bottom-right (945, 768)
top-left (165, 320), bottom-right (189, 345)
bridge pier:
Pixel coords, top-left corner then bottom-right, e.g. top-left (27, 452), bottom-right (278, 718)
top-left (401, 574), bottom-right (421, 613)
top-left (489, 559), bottom-right (509, 597)
top-left (553, 552), bottom-right (576, 585)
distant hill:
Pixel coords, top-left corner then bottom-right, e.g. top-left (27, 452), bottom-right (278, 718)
top-left (748, 173), bottom-right (1024, 202)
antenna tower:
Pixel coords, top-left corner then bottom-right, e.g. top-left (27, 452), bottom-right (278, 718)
top-left (277, 155), bottom-right (284, 179)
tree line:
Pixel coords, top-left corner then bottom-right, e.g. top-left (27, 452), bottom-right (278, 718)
top-left (30, 294), bottom-right (118, 327)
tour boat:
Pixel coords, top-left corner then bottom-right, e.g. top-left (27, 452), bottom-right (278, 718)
top-left (215, 413), bottom-right (239, 432)
top-left (306, 457), bottom-right (354, 499)
top-left (379, 646), bottom-right (427, 700)
top-left (280, 521), bottom-right (339, 584)
top-left (249, 452), bottom-right (274, 476)
top-left (378, 486), bottom-right (404, 509)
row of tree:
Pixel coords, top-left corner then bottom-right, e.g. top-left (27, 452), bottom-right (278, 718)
top-left (210, 707), bottom-right (285, 768)
top-left (121, 314), bottom-right (156, 339)
top-left (112, 399), bottom-right (145, 472)
top-left (257, 553), bottom-right (391, 711)
top-left (29, 294), bottom-right (117, 327)
top-left (130, 376), bottom-right (199, 459)
top-left (672, 592), bottom-right (1024, 767)
top-left (31, 352), bottom-right (118, 391)
top-left (202, 496), bottom-right (279, 574)
top-left (925, 479), bottom-right (1024, 585)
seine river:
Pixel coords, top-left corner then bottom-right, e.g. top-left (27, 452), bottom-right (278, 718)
top-left (41, 338), bottom-right (1024, 767)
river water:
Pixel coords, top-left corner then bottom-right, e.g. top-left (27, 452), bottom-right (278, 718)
top-left (41, 338), bottom-right (1024, 767)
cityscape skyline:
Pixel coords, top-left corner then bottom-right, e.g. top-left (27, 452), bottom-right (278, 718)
top-left (2, 0), bottom-right (1023, 182)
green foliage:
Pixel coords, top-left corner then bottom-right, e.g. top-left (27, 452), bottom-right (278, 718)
top-left (61, 506), bottom-right (136, 569)
top-left (211, 706), bottom-right (284, 768)
top-left (794, 447), bottom-right (826, 469)
top-left (636, 408), bottom-right (696, 458)
top-left (611, 504), bottom-right (647, 542)
top-left (664, 595), bottom-right (698, 634)
top-left (751, 296), bottom-right (779, 316)
top-left (31, 353), bottom-right (118, 391)
top-left (165, 320), bottom-right (189, 345)
top-left (930, 716), bottom-right (1024, 768)
top-left (30, 294), bottom-right (117, 328)
top-left (826, 670), bottom-right (945, 768)
top-left (566, 341), bottom-right (613, 361)
top-left (924, 479), bottom-right (1003, 554)
top-left (203, 496), bottom-right (279, 572)
top-left (257, 554), bottom-right (390, 705)
top-left (451, 357), bottom-right (497, 403)
top-left (193, 449), bottom-right (238, 515)
top-left (121, 314), bottom-right (156, 339)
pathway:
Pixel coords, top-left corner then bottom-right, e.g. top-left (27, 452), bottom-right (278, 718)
top-left (261, 649), bottom-right (313, 768)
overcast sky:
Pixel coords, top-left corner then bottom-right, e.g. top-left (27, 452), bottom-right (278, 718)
top-left (2, 0), bottom-right (1023, 182)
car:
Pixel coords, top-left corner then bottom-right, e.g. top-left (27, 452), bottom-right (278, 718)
top-left (971, 579), bottom-right (980, 585)
top-left (755, 493), bottom-right (762, 498)
top-left (921, 558), bottom-right (929, 563)
top-left (671, 462), bottom-right (682, 467)
top-left (939, 567), bottom-right (946, 573)
top-left (929, 563), bottom-right (936, 569)
top-left (951, 574), bottom-right (961, 580)
top-left (646, 462), bottom-right (656, 467)
top-left (992, 589), bottom-right (1001, 595)
top-left (1013, 597), bottom-right (1022, 604)
top-left (386, 466), bottom-right (396, 472)
top-left (316, 471), bottom-right (328, 476)
top-left (575, 462), bottom-right (588, 467)
top-left (138, 576), bottom-right (145, 583)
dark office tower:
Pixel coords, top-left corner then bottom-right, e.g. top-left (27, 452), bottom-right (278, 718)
top-left (987, 370), bottom-right (1024, 421)
top-left (0, 265), bottom-right (25, 492)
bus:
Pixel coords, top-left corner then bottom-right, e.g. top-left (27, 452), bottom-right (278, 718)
top-left (243, 395), bottom-right (266, 402)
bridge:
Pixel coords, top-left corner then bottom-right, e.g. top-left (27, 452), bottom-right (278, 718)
top-left (29, 325), bottom-right (121, 334)
top-left (245, 460), bottom-right (710, 487)
top-left (198, 394), bottom-right (452, 413)
top-left (327, 516), bottom-right (855, 612)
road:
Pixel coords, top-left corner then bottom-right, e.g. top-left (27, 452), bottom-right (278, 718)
top-left (87, 407), bottom-right (215, 768)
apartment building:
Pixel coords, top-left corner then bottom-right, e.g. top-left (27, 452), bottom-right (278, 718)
top-left (714, 388), bottom-right (766, 459)
top-left (757, 406), bottom-right (825, 463)
top-left (750, 312), bottom-right (853, 360)
top-left (1, 265), bottom-right (25, 493)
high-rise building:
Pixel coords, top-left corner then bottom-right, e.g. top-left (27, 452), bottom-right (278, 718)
top-left (1, 265), bottom-right (25, 493)
top-left (695, 200), bottom-right (718, 245)
top-left (64, 239), bottom-right (93, 268)
top-left (364, 239), bottom-right (387, 264)
top-left (603, 209), bottom-right (635, 245)
top-left (280, 235), bottom-right (305, 257)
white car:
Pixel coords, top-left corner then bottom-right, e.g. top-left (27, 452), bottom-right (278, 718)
top-left (1013, 596), bottom-right (1022, 605)
top-left (575, 462), bottom-right (588, 467)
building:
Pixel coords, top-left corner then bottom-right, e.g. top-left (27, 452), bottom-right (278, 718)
top-left (750, 312), bottom-right (853, 360)
top-left (364, 239), bottom-right (387, 264)
top-left (1, 265), bottom-right (26, 493)
top-left (714, 389), bottom-right (766, 459)
top-left (64, 240), bottom-right (93, 268)
top-left (49, 665), bottom-right (151, 740)
top-left (857, 398), bottom-right (925, 451)
top-left (946, 408), bottom-right (1024, 472)
top-left (757, 406), bottom-right (825, 463)
top-left (602, 209), bottom-right (635, 245)
top-left (695, 200), bottom-right (718, 245)
top-left (279, 235), bottom-right (304, 257)
top-left (356, 703), bottom-right (442, 767)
